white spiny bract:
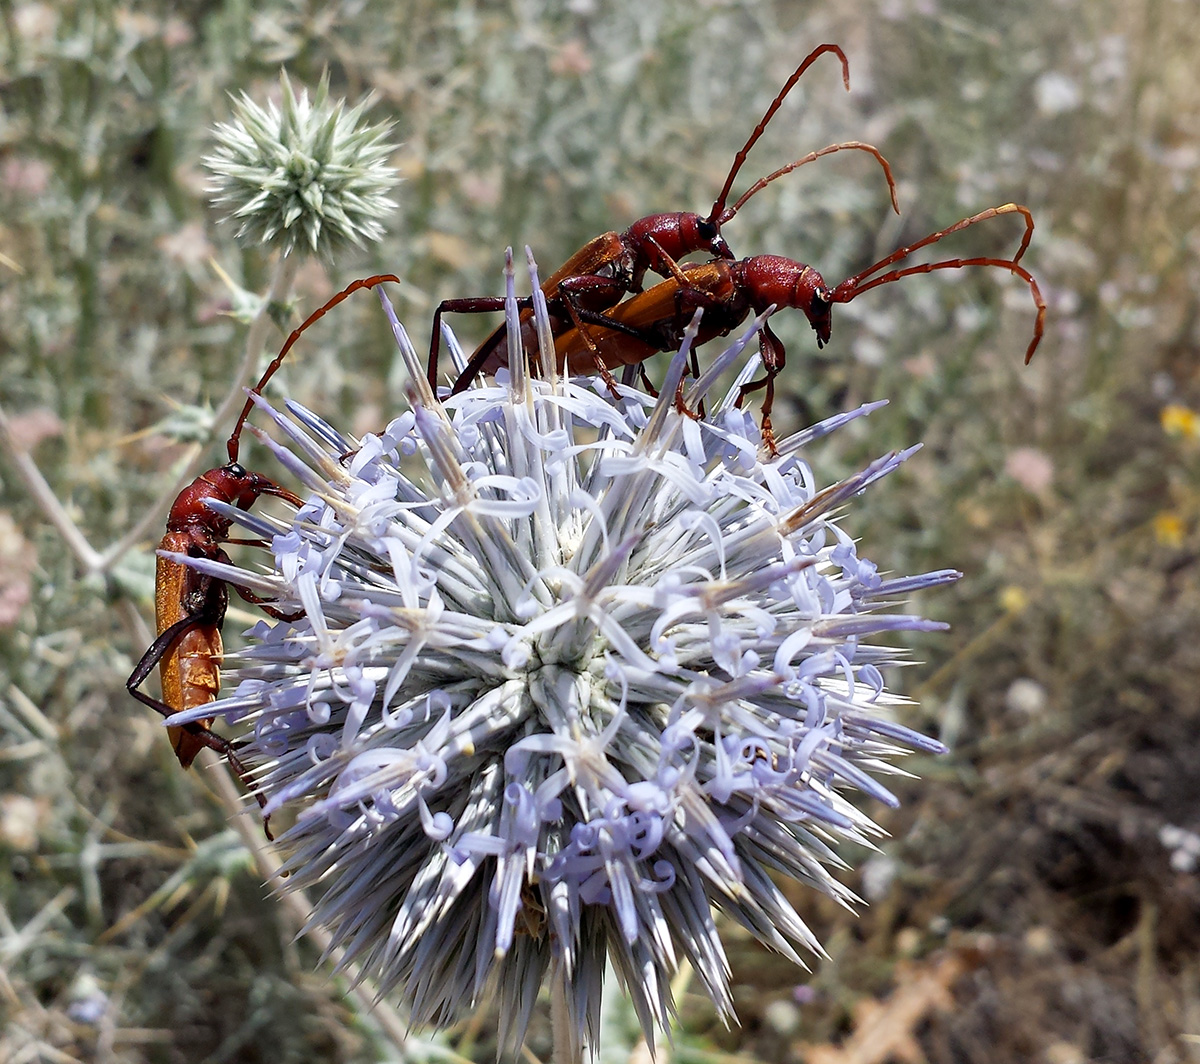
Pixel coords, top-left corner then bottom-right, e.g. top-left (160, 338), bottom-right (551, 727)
top-left (168, 250), bottom-right (955, 1056)
top-left (206, 72), bottom-right (397, 257)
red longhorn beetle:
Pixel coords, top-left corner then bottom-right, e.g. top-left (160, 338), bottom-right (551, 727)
top-left (127, 463), bottom-right (303, 838)
top-left (223, 44), bottom-right (898, 446)
top-left (551, 202), bottom-right (1045, 450)
top-left (434, 43), bottom-right (903, 392)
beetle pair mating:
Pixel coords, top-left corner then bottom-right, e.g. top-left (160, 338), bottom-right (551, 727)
top-left (129, 44), bottom-right (1044, 832)
top-left (236, 51), bottom-right (1041, 449)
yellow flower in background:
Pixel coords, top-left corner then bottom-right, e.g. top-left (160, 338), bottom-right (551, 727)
top-left (1154, 511), bottom-right (1186, 548)
top-left (1161, 405), bottom-right (1200, 440)
top-left (999, 586), bottom-right (1029, 614)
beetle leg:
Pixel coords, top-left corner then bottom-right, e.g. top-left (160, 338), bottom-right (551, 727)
top-left (644, 235), bottom-right (707, 413)
top-left (619, 362), bottom-right (661, 398)
top-left (565, 299), bottom-right (671, 348)
top-left (431, 295), bottom-right (534, 391)
top-left (127, 614), bottom-right (274, 839)
top-left (258, 483), bottom-right (305, 509)
top-left (735, 320), bottom-right (786, 455)
top-left (229, 584), bottom-right (304, 622)
top-left (231, 586), bottom-right (304, 622)
top-left (443, 296), bottom-right (539, 394)
top-left (560, 291), bottom-right (623, 399)
top-left (127, 614), bottom-right (209, 698)
top-left (556, 273), bottom-right (630, 308)
top-left (644, 236), bottom-right (692, 287)
top-left (211, 548), bottom-right (305, 622)
top-left (735, 373), bottom-right (779, 455)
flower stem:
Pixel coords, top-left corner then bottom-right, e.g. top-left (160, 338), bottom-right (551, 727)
top-left (99, 251), bottom-right (300, 571)
top-left (210, 250), bottom-right (301, 439)
top-left (551, 959), bottom-right (580, 1064)
top-left (206, 755), bottom-right (414, 1053)
top-left (4, 252), bottom-right (302, 579)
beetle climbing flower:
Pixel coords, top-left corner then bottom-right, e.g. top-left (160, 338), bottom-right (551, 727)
top-left (168, 249), bottom-right (955, 1057)
top-left (206, 72), bottom-right (397, 257)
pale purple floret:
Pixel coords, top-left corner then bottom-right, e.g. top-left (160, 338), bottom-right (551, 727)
top-left (166, 247), bottom-right (953, 1057)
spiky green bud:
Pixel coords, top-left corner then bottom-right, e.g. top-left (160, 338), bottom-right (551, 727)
top-left (206, 72), bottom-right (398, 258)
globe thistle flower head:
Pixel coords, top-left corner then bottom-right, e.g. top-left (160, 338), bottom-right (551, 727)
top-left (206, 71), bottom-right (398, 257)
top-left (169, 250), bottom-right (955, 1057)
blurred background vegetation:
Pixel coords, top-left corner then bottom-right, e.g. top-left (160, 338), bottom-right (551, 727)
top-left (2, 0), bottom-right (1198, 1060)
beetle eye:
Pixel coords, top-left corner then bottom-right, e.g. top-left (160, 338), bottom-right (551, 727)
top-left (227, 462), bottom-right (246, 477)
top-left (697, 218), bottom-right (717, 240)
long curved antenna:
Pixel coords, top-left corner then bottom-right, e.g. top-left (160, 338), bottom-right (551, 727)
top-left (717, 140), bottom-right (901, 224)
top-left (833, 203), bottom-right (1035, 295)
top-left (838, 255), bottom-right (1045, 364)
top-left (706, 44), bottom-right (850, 226)
top-left (227, 273), bottom-right (401, 463)
top-left (828, 203), bottom-right (1042, 361)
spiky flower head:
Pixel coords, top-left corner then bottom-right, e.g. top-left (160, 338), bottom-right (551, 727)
top-left (170, 250), bottom-right (953, 1058)
top-left (206, 71), bottom-right (397, 257)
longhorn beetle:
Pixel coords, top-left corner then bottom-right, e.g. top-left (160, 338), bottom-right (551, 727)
top-left (223, 45), bottom-right (897, 441)
top-left (127, 463), bottom-right (303, 837)
top-left (552, 203), bottom-right (1045, 450)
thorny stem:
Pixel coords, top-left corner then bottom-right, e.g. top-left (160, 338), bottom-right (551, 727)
top-left (1, 247), bottom-right (409, 1051)
top-left (97, 442), bottom-right (203, 572)
top-left (209, 251), bottom-right (302, 449)
top-left (123, 555), bottom-right (412, 1052)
